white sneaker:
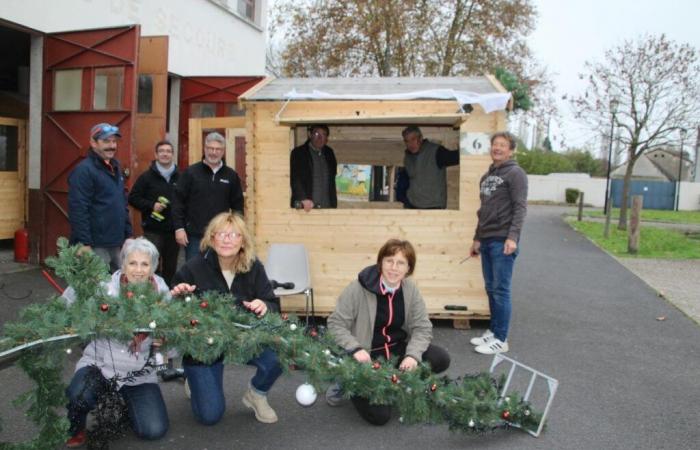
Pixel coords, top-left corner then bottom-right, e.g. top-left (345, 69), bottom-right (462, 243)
top-left (470, 329), bottom-right (494, 346)
top-left (184, 379), bottom-right (191, 399)
top-left (475, 338), bottom-right (509, 355)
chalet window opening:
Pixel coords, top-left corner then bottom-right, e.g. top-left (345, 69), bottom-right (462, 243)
top-left (0, 125), bottom-right (19, 171)
top-left (137, 74), bottom-right (153, 113)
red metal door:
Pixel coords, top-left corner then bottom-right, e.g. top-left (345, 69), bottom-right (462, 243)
top-left (178, 76), bottom-right (262, 188)
top-left (41, 25), bottom-right (139, 260)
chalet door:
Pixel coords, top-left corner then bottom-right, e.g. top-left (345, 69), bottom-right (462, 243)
top-left (41, 25), bottom-right (139, 260)
top-left (0, 117), bottom-right (27, 239)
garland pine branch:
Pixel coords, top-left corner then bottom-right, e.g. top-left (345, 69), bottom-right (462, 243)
top-left (0, 239), bottom-right (543, 448)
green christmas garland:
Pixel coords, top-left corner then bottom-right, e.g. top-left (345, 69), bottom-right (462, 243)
top-left (0, 239), bottom-right (542, 449)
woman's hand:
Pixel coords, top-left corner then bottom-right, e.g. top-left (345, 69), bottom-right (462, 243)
top-left (469, 240), bottom-right (481, 257)
top-left (243, 299), bottom-right (268, 317)
top-left (170, 283), bottom-right (196, 296)
top-left (352, 349), bottom-right (371, 363)
top-left (399, 355), bottom-right (418, 371)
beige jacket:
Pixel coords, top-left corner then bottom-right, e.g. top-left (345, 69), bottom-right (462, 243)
top-left (327, 271), bottom-right (432, 362)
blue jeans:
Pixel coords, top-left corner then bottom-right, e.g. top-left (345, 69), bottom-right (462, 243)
top-left (66, 366), bottom-right (168, 440)
top-left (480, 238), bottom-right (519, 342)
top-left (185, 234), bottom-right (202, 261)
top-left (183, 348), bottom-right (282, 425)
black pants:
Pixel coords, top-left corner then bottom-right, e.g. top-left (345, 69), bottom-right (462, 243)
top-left (144, 230), bottom-right (179, 285)
top-left (351, 344), bottom-right (450, 426)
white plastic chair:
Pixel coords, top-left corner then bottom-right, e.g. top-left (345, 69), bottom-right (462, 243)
top-left (264, 243), bottom-right (315, 323)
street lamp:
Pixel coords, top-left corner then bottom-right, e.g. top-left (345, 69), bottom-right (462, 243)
top-left (603, 98), bottom-right (619, 215)
top-left (675, 127), bottom-right (688, 211)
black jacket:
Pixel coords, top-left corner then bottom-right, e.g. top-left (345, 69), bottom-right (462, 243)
top-left (172, 249), bottom-right (280, 365)
top-left (128, 162), bottom-right (180, 233)
top-left (172, 161), bottom-right (244, 237)
top-left (289, 140), bottom-right (337, 207)
top-left (172, 249), bottom-right (280, 314)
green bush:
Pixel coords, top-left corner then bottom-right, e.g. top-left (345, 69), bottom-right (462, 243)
top-left (565, 188), bottom-right (580, 204)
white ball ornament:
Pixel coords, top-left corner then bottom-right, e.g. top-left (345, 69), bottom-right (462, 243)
top-left (290, 323), bottom-right (298, 331)
top-left (295, 383), bottom-right (317, 407)
top-left (185, 296), bottom-right (192, 303)
top-left (65, 348), bottom-right (72, 355)
top-left (468, 419), bottom-right (475, 428)
top-left (149, 321), bottom-right (157, 329)
top-left (207, 337), bottom-right (214, 345)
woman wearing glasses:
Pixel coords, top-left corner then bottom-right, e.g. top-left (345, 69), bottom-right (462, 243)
top-left (326, 239), bottom-right (450, 425)
top-left (171, 212), bottom-right (282, 425)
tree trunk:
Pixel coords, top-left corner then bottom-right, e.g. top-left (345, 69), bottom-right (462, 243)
top-left (617, 160), bottom-right (635, 230)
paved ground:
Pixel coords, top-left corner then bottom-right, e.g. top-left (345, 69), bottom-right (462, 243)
top-left (1, 205), bottom-right (699, 449)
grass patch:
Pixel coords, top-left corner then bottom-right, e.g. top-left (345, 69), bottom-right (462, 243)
top-left (569, 220), bottom-right (700, 259)
top-left (581, 208), bottom-right (700, 224)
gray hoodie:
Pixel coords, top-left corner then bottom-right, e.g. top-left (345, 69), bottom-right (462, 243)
top-left (474, 159), bottom-right (528, 242)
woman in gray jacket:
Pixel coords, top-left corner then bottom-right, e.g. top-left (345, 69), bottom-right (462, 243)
top-left (64, 238), bottom-right (170, 447)
top-left (326, 239), bottom-right (450, 425)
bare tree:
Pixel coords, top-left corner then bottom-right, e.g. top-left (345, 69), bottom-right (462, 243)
top-left (572, 34), bottom-right (700, 229)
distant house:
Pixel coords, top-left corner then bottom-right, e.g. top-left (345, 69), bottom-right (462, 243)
top-left (611, 148), bottom-right (693, 181)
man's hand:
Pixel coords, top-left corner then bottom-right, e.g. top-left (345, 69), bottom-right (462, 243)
top-left (175, 229), bottom-right (188, 246)
top-left (504, 239), bottom-right (518, 255)
top-left (243, 299), bottom-right (268, 317)
top-left (301, 199), bottom-right (315, 212)
top-left (399, 356), bottom-right (418, 371)
top-left (469, 240), bottom-right (481, 257)
top-left (353, 349), bottom-right (371, 363)
top-left (153, 201), bottom-right (166, 213)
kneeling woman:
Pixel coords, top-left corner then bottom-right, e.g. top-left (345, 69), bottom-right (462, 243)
top-left (327, 239), bottom-right (450, 425)
top-left (64, 238), bottom-right (170, 447)
top-left (171, 212), bottom-right (282, 425)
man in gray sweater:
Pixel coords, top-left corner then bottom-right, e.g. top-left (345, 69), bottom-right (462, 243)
top-left (401, 125), bottom-right (460, 209)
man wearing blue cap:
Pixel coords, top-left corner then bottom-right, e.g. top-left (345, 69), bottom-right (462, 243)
top-left (68, 123), bottom-right (132, 271)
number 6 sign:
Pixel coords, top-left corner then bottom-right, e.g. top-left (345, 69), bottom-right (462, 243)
top-left (459, 132), bottom-right (491, 155)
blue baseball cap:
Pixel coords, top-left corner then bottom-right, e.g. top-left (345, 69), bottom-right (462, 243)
top-left (90, 123), bottom-right (121, 140)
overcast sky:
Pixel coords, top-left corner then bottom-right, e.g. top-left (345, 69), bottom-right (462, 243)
top-left (529, 0), bottom-right (700, 151)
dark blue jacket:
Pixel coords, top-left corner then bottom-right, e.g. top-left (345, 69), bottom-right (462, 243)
top-left (68, 150), bottom-right (132, 248)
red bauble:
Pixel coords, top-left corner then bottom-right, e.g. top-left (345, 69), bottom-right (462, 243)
top-left (430, 383), bottom-right (438, 392)
top-left (190, 319), bottom-right (199, 327)
top-left (126, 291), bottom-right (134, 299)
top-left (281, 313), bottom-right (289, 321)
top-left (199, 301), bottom-right (209, 309)
top-left (309, 329), bottom-right (318, 338)
top-left (391, 374), bottom-right (399, 384)
top-left (100, 303), bottom-right (109, 312)
top-left (372, 361), bottom-right (381, 370)
top-left (501, 410), bottom-right (511, 420)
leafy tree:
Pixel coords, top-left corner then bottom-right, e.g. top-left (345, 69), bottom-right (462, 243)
top-left (572, 34), bottom-right (700, 229)
top-left (564, 149), bottom-right (606, 177)
top-left (495, 67), bottom-right (532, 111)
top-left (270, 0), bottom-right (540, 110)
top-left (542, 136), bottom-right (552, 151)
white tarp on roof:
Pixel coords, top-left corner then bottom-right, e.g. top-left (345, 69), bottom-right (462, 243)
top-left (282, 88), bottom-right (511, 114)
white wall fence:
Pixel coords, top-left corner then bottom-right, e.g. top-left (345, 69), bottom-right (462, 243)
top-left (527, 174), bottom-right (700, 211)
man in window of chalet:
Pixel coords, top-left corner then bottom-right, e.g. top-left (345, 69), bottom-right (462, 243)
top-left (290, 124), bottom-right (338, 211)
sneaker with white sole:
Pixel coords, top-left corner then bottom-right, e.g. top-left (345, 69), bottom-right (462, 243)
top-left (474, 338), bottom-right (508, 355)
top-left (470, 329), bottom-right (494, 346)
top-left (184, 378), bottom-right (191, 399)
top-left (325, 382), bottom-right (344, 406)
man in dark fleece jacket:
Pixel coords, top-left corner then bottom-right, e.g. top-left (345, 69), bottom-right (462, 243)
top-left (68, 123), bottom-right (132, 272)
top-left (469, 131), bottom-right (528, 356)
top-left (172, 132), bottom-right (244, 261)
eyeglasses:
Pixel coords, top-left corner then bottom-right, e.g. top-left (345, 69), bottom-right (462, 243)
top-left (311, 131), bottom-right (327, 138)
top-left (205, 145), bottom-right (225, 152)
top-left (214, 231), bottom-right (242, 241)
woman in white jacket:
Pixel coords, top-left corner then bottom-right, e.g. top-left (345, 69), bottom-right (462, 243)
top-left (64, 238), bottom-right (170, 447)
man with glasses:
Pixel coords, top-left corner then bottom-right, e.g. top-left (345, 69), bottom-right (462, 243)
top-left (172, 132), bottom-right (244, 260)
top-left (128, 140), bottom-right (180, 284)
top-left (401, 125), bottom-right (460, 209)
top-left (290, 124), bottom-right (337, 211)
top-left (68, 123), bottom-right (132, 271)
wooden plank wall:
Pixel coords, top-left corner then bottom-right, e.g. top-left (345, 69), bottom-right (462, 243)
top-left (244, 101), bottom-right (500, 318)
top-left (0, 118), bottom-right (26, 239)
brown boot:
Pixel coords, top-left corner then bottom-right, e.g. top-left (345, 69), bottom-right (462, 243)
top-left (242, 387), bottom-right (278, 423)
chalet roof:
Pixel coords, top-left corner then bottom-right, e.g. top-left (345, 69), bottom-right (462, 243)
top-left (240, 76), bottom-right (511, 113)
